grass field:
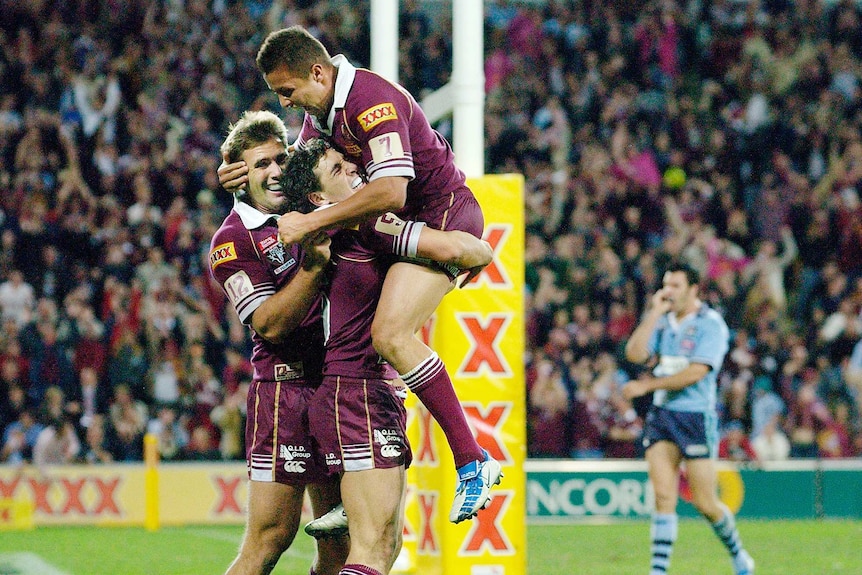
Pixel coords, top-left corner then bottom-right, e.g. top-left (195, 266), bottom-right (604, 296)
top-left (1, 519), bottom-right (859, 574)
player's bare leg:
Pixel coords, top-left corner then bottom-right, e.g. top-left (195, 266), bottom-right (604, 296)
top-left (371, 261), bottom-right (501, 523)
top-left (306, 482), bottom-right (350, 574)
top-left (339, 466), bottom-right (406, 574)
top-left (225, 482), bottom-right (305, 575)
top-left (687, 458), bottom-right (755, 575)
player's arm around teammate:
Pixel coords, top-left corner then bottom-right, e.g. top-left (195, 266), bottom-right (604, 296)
top-left (210, 111), bottom-right (348, 575)
top-left (222, 26), bottom-right (502, 524)
top-left (278, 141), bottom-right (497, 572)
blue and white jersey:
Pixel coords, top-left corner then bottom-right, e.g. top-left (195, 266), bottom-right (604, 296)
top-left (647, 303), bottom-right (729, 413)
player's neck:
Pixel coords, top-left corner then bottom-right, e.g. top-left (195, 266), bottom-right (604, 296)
top-left (318, 67), bottom-right (338, 121)
top-left (673, 298), bottom-right (701, 321)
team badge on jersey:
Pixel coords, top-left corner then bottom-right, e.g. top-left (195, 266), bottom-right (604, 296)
top-left (274, 362), bottom-right (304, 381)
top-left (210, 242), bottom-right (237, 269)
top-left (358, 102), bottom-right (397, 131)
top-left (259, 235), bottom-right (295, 274)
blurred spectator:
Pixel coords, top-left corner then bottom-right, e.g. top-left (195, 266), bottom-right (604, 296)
top-left (25, 321), bottom-right (77, 406)
top-left (718, 420), bottom-right (759, 462)
top-left (32, 414), bottom-right (81, 466)
top-left (108, 384), bottom-right (148, 461)
top-left (1, 408), bottom-right (43, 464)
top-left (751, 414), bottom-right (791, 462)
top-left (602, 391), bottom-right (642, 459)
top-left (106, 326), bottom-right (150, 401)
top-left (786, 384), bottom-right (832, 458)
top-left (67, 366), bottom-right (110, 431)
top-left (0, 270), bottom-right (35, 328)
top-left (146, 405), bottom-right (188, 462)
top-left (527, 356), bottom-right (571, 458)
top-left (750, 374), bottom-right (785, 440)
top-left (210, 382), bottom-right (246, 461)
top-left (80, 414), bottom-right (115, 464)
top-left (183, 424), bottom-right (221, 461)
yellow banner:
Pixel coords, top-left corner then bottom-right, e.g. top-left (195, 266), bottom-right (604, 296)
top-left (403, 174), bottom-right (527, 575)
top-left (0, 463), bottom-right (249, 526)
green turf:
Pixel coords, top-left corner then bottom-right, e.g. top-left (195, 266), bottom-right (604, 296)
top-left (0, 519), bottom-right (858, 574)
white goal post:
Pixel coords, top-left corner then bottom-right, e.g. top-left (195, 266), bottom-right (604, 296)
top-left (370, 0), bottom-right (485, 178)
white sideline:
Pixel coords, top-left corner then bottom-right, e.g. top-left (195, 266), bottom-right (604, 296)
top-left (0, 552), bottom-right (72, 575)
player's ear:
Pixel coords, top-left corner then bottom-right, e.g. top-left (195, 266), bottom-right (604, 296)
top-left (311, 63), bottom-right (325, 81)
top-left (308, 192), bottom-right (327, 207)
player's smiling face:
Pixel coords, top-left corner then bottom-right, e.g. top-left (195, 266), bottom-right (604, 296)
top-left (240, 138), bottom-right (289, 214)
top-left (265, 63), bottom-right (332, 118)
top-left (311, 148), bottom-right (365, 206)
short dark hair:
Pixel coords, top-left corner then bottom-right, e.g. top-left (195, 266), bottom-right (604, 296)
top-left (256, 26), bottom-right (331, 76)
top-left (282, 138), bottom-right (329, 213)
top-left (666, 262), bottom-right (700, 287)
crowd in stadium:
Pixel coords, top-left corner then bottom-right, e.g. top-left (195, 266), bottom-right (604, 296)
top-left (1, 0), bottom-right (861, 466)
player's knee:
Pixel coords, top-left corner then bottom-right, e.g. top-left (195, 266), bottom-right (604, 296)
top-left (245, 521), bottom-right (296, 560)
top-left (370, 321), bottom-right (400, 361)
top-left (652, 491), bottom-right (677, 513)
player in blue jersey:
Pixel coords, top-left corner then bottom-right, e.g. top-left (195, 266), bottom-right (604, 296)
top-left (623, 263), bottom-right (755, 575)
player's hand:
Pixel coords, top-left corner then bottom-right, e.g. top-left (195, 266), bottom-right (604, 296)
top-left (622, 379), bottom-right (651, 400)
top-left (300, 231), bottom-right (331, 270)
top-left (650, 288), bottom-right (673, 314)
top-left (278, 211), bottom-right (314, 245)
top-left (218, 156), bottom-right (249, 192)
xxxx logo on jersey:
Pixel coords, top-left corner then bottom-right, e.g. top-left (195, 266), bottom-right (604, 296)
top-left (210, 242), bottom-right (237, 269)
top-left (358, 103), bottom-right (397, 131)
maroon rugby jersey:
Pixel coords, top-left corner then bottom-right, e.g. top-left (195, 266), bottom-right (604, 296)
top-left (209, 201), bottom-right (325, 386)
top-left (295, 55), bottom-right (475, 226)
top-left (321, 213), bottom-right (425, 379)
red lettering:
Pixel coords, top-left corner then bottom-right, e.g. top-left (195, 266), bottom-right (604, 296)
top-left (416, 407), bottom-right (437, 464)
top-left (461, 492), bottom-right (513, 554)
top-left (471, 226), bottom-right (510, 286)
top-left (0, 476), bottom-right (20, 498)
top-left (458, 314), bottom-right (511, 376)
top-left (28, 477), bottom-right (53, 515)
top-left (92, 477), bottom-right (121, 515)
top-left (0, 478), bottom-right (18, 524)
top-left (401, 484), bottom-right (415, 538)
top-left (419, 315), bottom-right (435, 347)
top-left (462, 403), bottom-right (511, 463)
top-left (418, 492), bottom-right (438, 554)
top-left (214, 476), bottom-right (243, 514)
top-left (60, 478), bottom-right (87, 515)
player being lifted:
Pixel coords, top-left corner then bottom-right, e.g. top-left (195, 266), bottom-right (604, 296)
top-left (219, 26), bottom-right (501, 523)
top-left (284, 138), bottom-right (496, 572)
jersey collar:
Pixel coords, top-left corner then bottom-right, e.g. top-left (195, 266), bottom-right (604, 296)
top-left (310, 54), bottom-right (356, 135)
top-left (667, 300), bottom-right (706, 329)
top-left (233, 197), bottom-right (277, 230)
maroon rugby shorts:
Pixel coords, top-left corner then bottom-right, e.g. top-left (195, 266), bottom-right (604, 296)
top-left (309, 376), bottom-right (412, 473)
top-left (245, 381), bottom-right (329, 485)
